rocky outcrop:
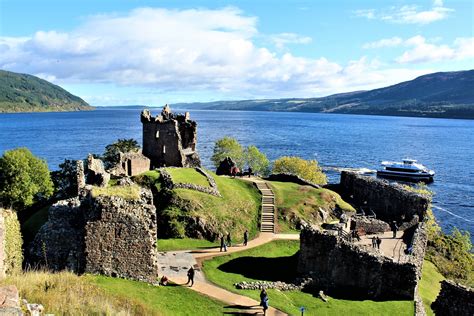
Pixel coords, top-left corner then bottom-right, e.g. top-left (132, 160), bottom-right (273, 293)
top-left (216, 157), bottom-right (236, 176)
top-left (432, 280), bottom-right (474, 316)
top-left (86, 155), bottom-right (110, 187)
top-left (351, 216), bottom-right (390, 234)
top-left (29, 188), bottom-right (159, 283)
top-left (0, 285), bottom-right (21, 315)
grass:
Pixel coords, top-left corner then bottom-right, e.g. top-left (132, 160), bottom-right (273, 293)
top-left (268, 181), bottom-right (355, 232)
top-left (163, 171), bottom-right (261, 241)
top-left (133, 170), bottom-right (162, 191)
top-left (419, 260), bottom-right (445, 316)
top-left (92, 184), bottom-right (141, 200)
top-left (157, 238), bottom-right (217, 251)
top-left (21, 204), bottom-right (50, 245)
top-left (203, 240), bottom-right (414, 316)
top-left (166, 168), bottom-right (210, 187)
top-left (1, 270), bottom-right (229, 315)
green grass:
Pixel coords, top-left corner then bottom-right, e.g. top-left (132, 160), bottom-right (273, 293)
top-left (167, 168), bottom-right (210, 187)
top-left (164, 172), bottom-right (261, 240)
top-left (203, 240), bottom-right (413, 316)
top-left (21, 204), bottom-right (50, 245)
top-left (419, 260), bottom-right (445, 316)
top-left (92, 184), bottom-right (141, 200)
top-left (90, 275), bottom-right (227, 316)
top-left (133, 170), bottom-right (162, 191)
top-left (157, 238), bottom-right (218, 251)
top-left (268, 181), bottom-right (355, 232)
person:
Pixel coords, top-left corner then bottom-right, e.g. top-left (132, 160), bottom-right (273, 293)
top-left (392, 221), bottom-right (398, 238)
top-left (243, 230), bottom-right (248, 246)
top-left (260, 289), bottom-right (269, 315)
top-left (248, 167), bottom-right (253, 178)
top-left (159, 275), bottom-right (169, 286)
top-left (376, 236), bottom-right (382, 250)
top-left (186, 267), bottom-right (195, 287)
top-left (371, 236), bottom-right (376, 248)
top-left (227, 232), bottom-right (232, 247)
top-left (220, 234), bottom-right (227, 252)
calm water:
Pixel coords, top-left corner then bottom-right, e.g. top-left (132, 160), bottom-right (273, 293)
top-left (1, 108), bottom-right (473, 237)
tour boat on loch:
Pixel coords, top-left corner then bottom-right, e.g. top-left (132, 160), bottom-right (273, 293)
top-left (376, 159), bottom-right (435, 183)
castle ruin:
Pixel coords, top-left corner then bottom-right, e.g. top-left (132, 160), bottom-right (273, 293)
top-left (141, 105), bottom-right (200, 168)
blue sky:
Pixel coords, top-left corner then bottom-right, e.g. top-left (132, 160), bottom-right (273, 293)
top-left (1, 0), bottom-right (473, 106)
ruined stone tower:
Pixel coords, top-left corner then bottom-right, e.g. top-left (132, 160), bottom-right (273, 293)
top-left (141, 105), bottom-right (201, 168)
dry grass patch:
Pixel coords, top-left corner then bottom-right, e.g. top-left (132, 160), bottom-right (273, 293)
top-left (92, 184), bottom-right (141, 200)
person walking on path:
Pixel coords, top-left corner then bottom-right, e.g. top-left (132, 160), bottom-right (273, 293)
top-left (392, 221), bottom-right (398, 238)
top-left (243, 230), bottom-right (248, 246)
top-left (186, 266), bottom-right (195, 287)
top-left (227, 232), bottom-right (232, 247)
top-left (220, 234), bottom-right (227, 252)
top-left (260, 289), bottom-right (269, 315)
top-left (371, 236), bottom-right (376, 248)
top-left (376, 236), bottom-right (382, 250)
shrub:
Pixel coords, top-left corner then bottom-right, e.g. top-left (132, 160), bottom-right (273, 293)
top-left (2, 209), bottom-right (23, 275)
top-left (273, 156), bottom-right (327, 185)
top-left (211, 136), bottom-right (245, 169)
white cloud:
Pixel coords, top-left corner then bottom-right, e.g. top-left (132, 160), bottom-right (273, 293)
top-left (269, 33), bottom-right (312, 50)
top-left (396, 36), bottom-right (474, 63)
top-left (363, 37), bottom-right (403, 49)
top-left (355, 1), bottom-right (453, 25)
top-left (0, 7), bottom-right (437, 102)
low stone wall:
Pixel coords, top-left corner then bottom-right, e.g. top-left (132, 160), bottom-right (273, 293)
top-left (339, 172), bottom-right (429, 223)
top-left (266, 173), bottom-right (321, 189)
top-left (160, 168), bottom-right (221, 197)
top-left (29, 188), bottom-right (159, 283)
top-left (297, 226), bottom-right (424, 299)
top-left (432, 280), bottom-right (474, 316)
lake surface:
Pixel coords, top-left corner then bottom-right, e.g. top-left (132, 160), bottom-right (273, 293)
top-left (1, 107), bottom-right (473, 237)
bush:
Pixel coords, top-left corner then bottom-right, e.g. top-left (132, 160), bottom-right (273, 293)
top-left (2, 209), bottom-right (23, 275)
top-left (211, 137), bottom-right (245, 169)
top-left (0, 148), bottom-right (53, 210)
top-left (246, 145), bottom-right (270, 176)
top-left (273, 156), bottom-right (327, 185)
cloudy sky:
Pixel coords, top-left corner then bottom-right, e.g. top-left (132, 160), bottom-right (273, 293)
top-left (0, 0), bottom-right (472, 106)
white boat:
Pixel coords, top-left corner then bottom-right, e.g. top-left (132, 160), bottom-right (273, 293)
top-left (376, 159), bottom-right (435, 183)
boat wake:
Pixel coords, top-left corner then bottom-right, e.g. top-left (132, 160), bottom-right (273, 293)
top-left (432, 205), bottom-right (474, 224)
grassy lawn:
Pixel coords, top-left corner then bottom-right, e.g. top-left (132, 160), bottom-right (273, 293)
top-left (268, 181), bottom-right (355, 232)
top-left (164, 173), bottom-right (261, 240)
top-left (203, 240), bottom-right (414, 316)
top-left (166, 168), bottom-right (210, 187)
top-left (21, 204), bottom-right (50, 245)
top-left (157, 238), bottom-right (218, 251)
top-left (133, 170), bottom-right (162, 191)
top-left (92, 183), bottom-right (141, 200)
top-left (419, 260), bottom-right (445, 316)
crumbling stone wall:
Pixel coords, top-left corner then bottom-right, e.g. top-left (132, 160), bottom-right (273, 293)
top-left (113, 152), bottom-right (150, 177)
top-left (297, 225), bottom-right (426, 299)
top-left (351, 216), bottom-right (390, 235)
top-left (339, 172), bottom-right (429, 222)
top-left (432, 280), bottom-right (474, 316)
top-left (29, 188), bottom-right (159, 283)
top-left (141, 106), bottom-right (200, 168)
top-left (86, 155), bottom-right (110, 187)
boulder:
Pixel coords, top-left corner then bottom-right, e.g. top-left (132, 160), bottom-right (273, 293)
top-left (86, 154), bottom-right (110, 187)
top-left (216, 157), bottom-right (236, 176)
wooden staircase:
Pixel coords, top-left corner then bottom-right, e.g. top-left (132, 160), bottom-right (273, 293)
top-left (255, 181), bottom-right (276, 233)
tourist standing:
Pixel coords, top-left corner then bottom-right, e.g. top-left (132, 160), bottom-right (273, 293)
top-left (227, 232), bottom-right (232, 247)
top-left (220, 234), bottom-right (227, 252)
top-left (187, 267), bottom-right (195, 287)
top-left (376, 236), bottom-right (382, 250)
top-left (371, 236), bottom-right (376, 248)
top-left (260, 289), bottom-right (269, 315)
top-left (243, 230), bottom-right (248, 246)
top-left (248, 167), bottom-right (253, 178)
top-left (392, 221), bottom-right (398, 238)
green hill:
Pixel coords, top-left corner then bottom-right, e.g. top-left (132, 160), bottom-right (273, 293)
top-left (0, 69), bottom-right (93, 113)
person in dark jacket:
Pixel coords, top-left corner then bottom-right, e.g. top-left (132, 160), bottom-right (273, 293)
top-left (376, 236), bottom-right (382, 250)
top-left (187, 266), bottom-right (195, 287)
top-left (260, 289), bottom-right (269, 315)
top-left (243, 230), bottom-right (248, 246)
top-left (220, 234), bottom-right (227, 252)
top-left (392, 221), bottom-right (399, 238)
top-left (227, 232), bottom-right (232, 247)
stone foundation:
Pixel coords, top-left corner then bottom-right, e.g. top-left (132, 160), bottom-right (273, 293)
top-left (432, 280), bottom-right (474, 316)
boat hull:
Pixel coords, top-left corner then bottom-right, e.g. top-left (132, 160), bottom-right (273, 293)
top-left (376, 170), bottom-right (434, 183)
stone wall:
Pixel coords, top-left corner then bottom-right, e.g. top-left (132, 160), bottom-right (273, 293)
top-left (114, 151), bottom-right (150, 177)
top-left (339, 172), bottom-right (429, 223)
top-left (351, 216), bottom-right (390, 235)
top-left (297, 225), bottom-right (426, 299)
top-left (141, 106), bottom-right (200, 168)
top-left (160, 168), bottom-right (221, 197)
top-left (432, 280), bottom-right (474, 316)
top-left (29, 188), bottom-right (159, 283)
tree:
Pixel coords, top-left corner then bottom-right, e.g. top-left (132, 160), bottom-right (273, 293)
top-left (0, 148), bottom-right (53, 210)
top-left (246, 145), bottom-right (270, 176)
top-left (102, 138), bottom-right (140, 169)
top-left (211, 137), bottom-right (245, 169)
top-left (273, 156), bottom-right (327, 185)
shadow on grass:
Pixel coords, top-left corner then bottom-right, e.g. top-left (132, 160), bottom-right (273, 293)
top-left (217, 254), bottom-right (298, 282)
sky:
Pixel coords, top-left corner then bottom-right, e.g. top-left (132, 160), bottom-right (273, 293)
top-left (0, 0), bottom-right (473, 106)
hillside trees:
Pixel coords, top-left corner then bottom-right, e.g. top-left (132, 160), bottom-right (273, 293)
top-left (0, 148), bottom-right (53, 210)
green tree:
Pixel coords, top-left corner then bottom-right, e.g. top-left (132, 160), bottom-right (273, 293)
top-left (0, 148), bottom-right (53, 210)
top-left (211, 137), bottom-right (245, 169)
top-left (102, 138), bottom-right (140, 169)
top-left (245, 145), bottom-right (270, 176)
top-left (273, 156), bottom-right (327, 185)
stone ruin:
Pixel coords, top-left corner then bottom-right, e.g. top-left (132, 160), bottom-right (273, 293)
top-left (112, 151), bottom-right (151, 177)
top-left (141, 105), bottom-right (200, 168)
top-left (296, 172), bottom-right (430, 300)
top-left (29, 188), bottom-right (159, 283)
top-left (432, 280), bottom-right (474, 316)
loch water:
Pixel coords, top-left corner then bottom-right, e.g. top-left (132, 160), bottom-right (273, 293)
top-left (1, 107), bottom-right (473, 237)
